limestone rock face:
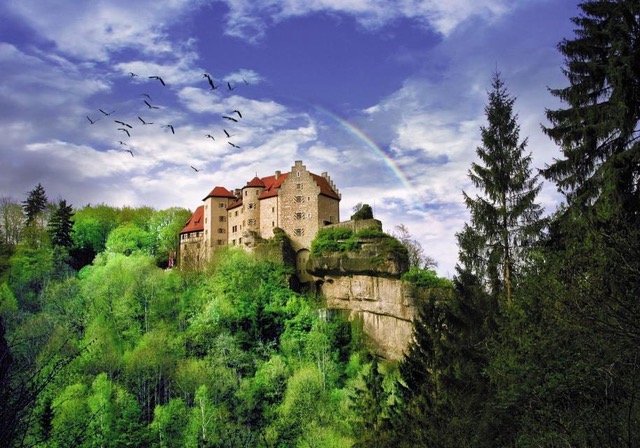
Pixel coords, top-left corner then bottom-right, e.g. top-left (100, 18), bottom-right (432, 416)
top-left (317, 274), bottom-right (418, 360)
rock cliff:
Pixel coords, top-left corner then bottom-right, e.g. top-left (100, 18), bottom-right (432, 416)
top-left (308, 222), bottom-right (421, 360)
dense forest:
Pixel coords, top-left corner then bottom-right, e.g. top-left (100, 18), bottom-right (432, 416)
top-left (2, 1), bottom-right (640, 446)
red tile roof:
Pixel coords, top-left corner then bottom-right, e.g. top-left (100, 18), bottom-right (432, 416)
top-left (245, 176), bottom-right (266, 188)
top-left (258, 173), bottom-right (289, 199)
top-left (311, 173), bottom-right (341, 200)
top-left (180, 205), bottom-right (204, 234)
top-left (203, 186), bottom-right (235, 201)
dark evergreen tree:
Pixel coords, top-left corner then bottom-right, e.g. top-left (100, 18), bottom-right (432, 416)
top-left (351, 356), bottom-right (389, 448)
top-left (539, 1), bottom-right (640, 443)
top-left (463, 72), bottom-right (543, 303)
top-left (21, 184), bottom-right (48, 226)
top-left (48, 200), bottom-right (74, 249)
top-left (543, 0), bottom-right (640, 217)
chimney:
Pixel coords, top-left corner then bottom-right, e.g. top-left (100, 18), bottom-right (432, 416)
top-left (321, 171), bottom-right (328, 179)
top-left (275, 170), bottom-right (281, 179)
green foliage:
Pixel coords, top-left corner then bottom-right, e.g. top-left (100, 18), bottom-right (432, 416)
top-left (105, 222), bottom-right (152, 255)
top-left (401, 267), bottom-right (452, 289)
top-left (351, 203), bottom-right (373, 221)
top-left (311, 226), bottom-right (404, 257)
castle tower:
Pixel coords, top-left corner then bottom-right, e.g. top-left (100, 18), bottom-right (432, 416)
top-left (241, 176), bottom-right (265, 246)
top-left (202, 186), bottom-right (235, 252)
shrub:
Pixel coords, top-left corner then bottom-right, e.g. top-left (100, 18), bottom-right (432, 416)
top-left (401, 267), bottom-right (452, 289)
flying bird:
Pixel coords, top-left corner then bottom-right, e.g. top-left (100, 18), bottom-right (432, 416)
top-left (114, 120), bottom-right (133, 128)
top-left (129, 72), bottom-right (138, 77)
top-left (223, 129), bottom-right (234, 138)
top-left (222, 115), bottom-right (238, 122)
top-left (118, 128), bottom-right (131, 137)
top-left (138, 116), bottom-right (153, 125)
top-left (162, 124), bottom-right (175, 134)
top-left (143, 100), bottom-right (159, 109)
top-left (99, 108), bottom-right (115, 116)
top-left (205, 134), bottom-right (215, 140)
top-left (86, 116), bottom-right (96, 124)
top-left (242, 77), bottom-right (250, 85)
top-left (228, 142), bottom-right (240, 149)
top-left (118, 141), bottom-right (127, 146)
top-left (232, 110), bottom-right (242, 118)
top-left (190, 165), bottom-right (200, 172)
top-left (206, 77), bottom-right (217, 90)
top-left (227, 82), bottom-right (235, 91)
top-left (141, 93), bottom-right (152, 100)
top-left (123, 149), bottom-right (134, 157)
top-left (149, 75), bottom-right (166, 86)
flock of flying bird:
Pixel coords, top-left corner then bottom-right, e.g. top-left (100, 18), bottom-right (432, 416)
top-left (85, 71), bottom-right (250, 172)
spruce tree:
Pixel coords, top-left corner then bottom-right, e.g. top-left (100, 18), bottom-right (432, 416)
top-left (462, 72), bottom-right (542, 303)
top-left (539, 1), bottom-right (640, 442)
top-left (543, 0), bottom-right (640, 217)
top-left (22, 184), bottom-right (48, 226)
top-left (48, 200), bottom-right (74, 248)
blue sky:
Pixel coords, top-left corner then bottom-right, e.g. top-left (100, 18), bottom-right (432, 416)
top-left (0, 0), bottom-right (580, 276)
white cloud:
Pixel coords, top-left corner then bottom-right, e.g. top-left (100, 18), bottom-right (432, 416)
top-left (5, 0), bottom-right (196, 61)
top-left (219, 0), bottom-right (520, 41)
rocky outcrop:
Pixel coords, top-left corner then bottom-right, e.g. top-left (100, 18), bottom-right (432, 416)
top-left (308, 228), bottom-right (418, 360)
top-left (317, 274), bottom-right (419, 360)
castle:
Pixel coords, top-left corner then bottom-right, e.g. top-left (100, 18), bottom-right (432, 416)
top-left (179, 161), bottom-right (341, 278)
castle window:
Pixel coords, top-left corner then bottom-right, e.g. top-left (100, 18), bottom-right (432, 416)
top-left (296, 183), bottom-right (303, 190)
top-left (205, 217), bottom-right (207, 224)
top-left (294, 212), bottom-right (303, 220)
top-left (272, 207), bottom-right (275, 213)
top-left (248, 203), bottom-right (255, 209)
top-left (256, 190), bottom-right (260, 195)
top-left (218, 228), bottom-right (225, 234)
top-left (297, 171), bottom-right (301, 177)
top-left (294, 196), bottom-right (303, 203)
top-left (218, 216), bottom-right (225, 222)
top-left (232, 225), bottom-right (238, 233)
top-left (219, 202), bottom-right (226, 208)
top-left (294, 228), bottom-right (304, 236)
top-left (235, 211), bottom-right (238, 217)
top-left (248, 218), bottom-right (256, 226)
top-left (217, 239), bottom-right (224, 245)
top-left (244, 191), bottom-right (248, 197)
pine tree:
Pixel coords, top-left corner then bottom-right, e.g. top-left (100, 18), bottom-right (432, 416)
top-left (22, 184), bottom-right (48, 226)
top-left (462, 72), bottom-right (543, 303)
top-left (48, 200), bottom-right (74, 248)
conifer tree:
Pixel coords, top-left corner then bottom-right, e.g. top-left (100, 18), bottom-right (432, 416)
top-left (462, 72), bottom-right (542, 303)
top-left (543, 0), bottom-right (640, 217)
top-left (22, 184), bottom-right (48, 226)
top-left (48, 200), bottom-right (74, 248)
top-left (539, 2), bottom-right (640, 441)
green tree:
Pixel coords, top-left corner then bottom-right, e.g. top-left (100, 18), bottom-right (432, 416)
top-left (0, 196), bottom-right (24, 247)
top-left (351, 203), bottom-right (374, 221)
top-left (539, 1), bottom-right (640, 443)
top-left (543, 0), bottom-right (640, 217)
top-left (463, 72), bottom-right (542, 303)
top-left (48, 199), bottom-right (74, 249)
top-left (22, 183), bottom-right (48, 227)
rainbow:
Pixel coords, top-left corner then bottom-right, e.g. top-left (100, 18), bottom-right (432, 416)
top-left (310, 104), bottom-right (414, 193)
